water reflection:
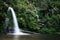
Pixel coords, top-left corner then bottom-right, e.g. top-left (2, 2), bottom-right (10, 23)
top-left (0, 34), bottom-right (60, 40)
top-left (13, 35), bottom-right (19, 40)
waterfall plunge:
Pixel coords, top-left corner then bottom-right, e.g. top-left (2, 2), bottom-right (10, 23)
top-left (7, 7), bottom-right (29, 35)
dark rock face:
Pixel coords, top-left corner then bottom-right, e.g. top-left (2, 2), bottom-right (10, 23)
top-left (3, 26), bottom-right (14, 34)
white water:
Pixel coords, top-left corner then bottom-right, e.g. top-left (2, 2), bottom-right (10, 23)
top-left (36, 14), bottom-right (40, 22)
top-left (7, 7), bottom-right (29, 35)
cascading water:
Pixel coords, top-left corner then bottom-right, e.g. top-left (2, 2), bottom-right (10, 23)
top-left (36, 14), bottom-right (40, 22)
top-left (7, 7), bottom-right (29, 35)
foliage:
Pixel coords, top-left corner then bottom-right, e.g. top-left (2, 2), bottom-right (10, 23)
top-left (0, 0), bottom-right (60, 34)
top-left (0, 0), bottom-right (39, 33)
top-left (34, 0), bottom-right (60, 34)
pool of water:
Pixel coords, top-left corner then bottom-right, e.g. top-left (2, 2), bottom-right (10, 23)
top-left (0, 34), bottom-right (60, 40)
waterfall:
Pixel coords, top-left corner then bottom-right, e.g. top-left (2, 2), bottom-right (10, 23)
top-left (7, 7), bottom-right (29, 35)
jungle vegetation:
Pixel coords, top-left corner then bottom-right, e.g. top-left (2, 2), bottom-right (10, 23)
top-left (0, 0), bottom-right (60, 34)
